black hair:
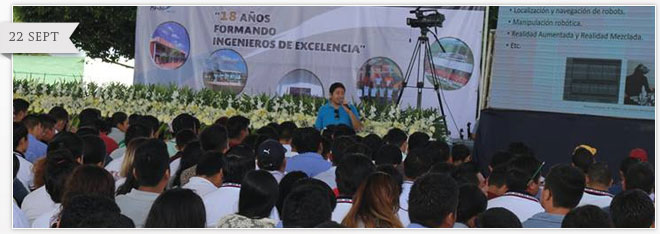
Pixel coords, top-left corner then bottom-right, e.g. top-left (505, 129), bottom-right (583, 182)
top-left (222, 154), bottom-right (256, 184)
top-left (343, 143), bottom-right (373, 160)
top-left (124, 124), bottom-right (152, 146)
top-left (376, 164), bottom-right (404, 194)
top-left (39, 114), bottom-right (57, 130)
top-left (48, 131), bottom-right (84, 160)
top-left (336, 153), bottom-right (375, 196)
top-left (58, 194), bottom-right (121, 228)
top-left (292, 178), bottom-right (337, 211)
top-left (276, 171), bottom-right (308, 217)
top-left (196, 151), bottom-right (224, 178)
top-left (238, 170), bottom-right (279, 219)
top-left (45, 149), bottom-right (80, 203)
top-left (330, 136), bottom-right (356, 165)
top-left (13, 154), bottom-right (19, 180)
top-left (505, 156), bottom-right (542, 192)
top-left (13, 98), bottom-right (30, 115)
top-left (452, 144), bottom-right (471, 163)
top-left (133, 139), bottom-right (170, 187)
top-left (624, 161), bottom-right (654, 194)
top-left (456, 184), bottom-right (487, 224)
top-left (200, 124), bottom-right (228, 152)
top-left (428, 162), bottom-right (457, 176)
top-left (128, 114), bottom-right (141, 126)
top-left (171, 113), bottom-right (198, 135)
top-left (227, 115), bottom-right (250, 139)
top-left (508, 142), bottom-right (534, 158)
top-left (374, 144), bottom-right (403, 166)
top-left (81, 135), bottom-right (106, 165)
top-left (76, 126), bottom-right (99, 137)
top-left (48, 106), bottom-right (69, 122)
top-left (408, 132), bottom-right (430, 151)
top-left (453, 162), bottom-right (481, 186)
top-left (78, 212), bottom-right (135, 228)
top-left (256, 126), bottom-right (279, 141)
top-left (111, 112), bottom-right (128, 128)
top-left (79, 108), bottom-right (101, 126)
top-left (173, 141), bottom-right (204, 187)
top-left (425, 141), bottom-right (451, 164)
top-left (610, 189), bottom-right (655, 228)
top-left (403, 148), bottom-right (433, 179)
top-left (13, 122), bottom-right (28, 150)
top-left (586, 162), bottom-right (612, 187)
top-left (489, 151), bottom-right (513, 169)
top-left (362, 134), bottom-right (383, 157)
top-left (572, 147), bottom-right (595, 173)
top-left (475, 208), bottom-right (522, 228)
top-left (383, 128), bottom-right (407, 148)
top-left (144, 188), bottom-right (206, 228)
top-left (561, 205), bottom-right (614, 228)
top-left (115, 138), bottom-right (149, 196)
top-left (487, 165), bottom-right (507, 188)
top-left (278, 121), bottom-right (297, 141)
top-left (175, 129), bottom-right (197, 149)
top-left (329, 82), bottom-right (345, 94)
top-left (619, 157), bottom-right (641, 182)
top-left (408, 173), bottom-right (459, 228)
top-left (282, 184), bottom-right (332, 228)
top-left (332, 124), bottom-right (356, 138)
top-left (227, 143), bottom-right (256, 159)
top-left (544, 164), bottom-right (585, 209)
top-left (292, 127), bottom-right (322, 153)
top-left (22, 114), bottom-right (41, 130)
top-left (138, 115), bottom-right (160, 136)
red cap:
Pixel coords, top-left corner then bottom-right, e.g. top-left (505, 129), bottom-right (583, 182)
top-left (629, 148), bottom-right (648, 162)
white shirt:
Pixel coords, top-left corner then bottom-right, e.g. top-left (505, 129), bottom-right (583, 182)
top-left (105, 155), bottom-right (125, 181)
top-left (183, 177), bottom-right (218, 197)
top-left (21, 186), bottom-right (57, 225)
top-left (314, 166), bottom-right (337, 189)
top-left (577, 188), bottom-right (613, 208)
top-left (487, 191), bottom-right (544, 223)
top-left (331, 198), bottom-right (353, 223)
top-left (31, 205), bottom-right (61, 228)
top-left (13, 200), bottom-right (30, 228)
top-left (397, 208), bottom-right (410, 227)
top-left (15, 153), bottom-right (34, 190)
top-left (115, 177), bottom-right (127, 192)
top-left (168, 158), bottom-right (181, 186)
top-left (109, 147), bottom-right (127, 160)
top-left (115, 189), bottom-right (160, 228)
top-left (283, 144), bottom-right (298, 158)
top-left (108, 127), bottom-right (125, 145)
top-left (269, 171), bottom-right (285, 183)
top-left (399, 180), bottom-right (414, 212)
top-left (202, 183), bottom-right (241, 227)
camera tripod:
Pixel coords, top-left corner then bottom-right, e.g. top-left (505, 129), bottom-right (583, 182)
top-left (394, 26), bottom-right (450, 136)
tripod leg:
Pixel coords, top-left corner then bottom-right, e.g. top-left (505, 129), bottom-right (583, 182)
top-left (396, 38), bottom-right (422, 107)
top-left (424, 37), bottom-right (450, 136)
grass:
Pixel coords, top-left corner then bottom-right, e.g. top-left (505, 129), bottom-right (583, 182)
top-left (12, 55), bottom-right (84, 83)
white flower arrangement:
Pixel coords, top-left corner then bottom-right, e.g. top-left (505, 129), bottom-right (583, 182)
top-left (13, 79), bottom-right (447, 140)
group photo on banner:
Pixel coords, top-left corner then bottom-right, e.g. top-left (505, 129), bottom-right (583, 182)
top-left (10, 5), bottom-right (655, 229)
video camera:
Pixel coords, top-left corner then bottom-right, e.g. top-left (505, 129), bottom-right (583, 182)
top-left (406, 7), bottom-right (445, 29)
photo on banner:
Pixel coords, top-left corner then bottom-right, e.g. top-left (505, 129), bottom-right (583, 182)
top-left (133, 6), bottom-right (485, 138)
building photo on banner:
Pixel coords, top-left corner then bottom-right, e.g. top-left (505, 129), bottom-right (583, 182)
top-left (9, 4), bottom-right (656, 230)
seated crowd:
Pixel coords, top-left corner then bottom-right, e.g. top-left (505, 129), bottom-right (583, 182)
top-left (12, 98), bottom-right (655, 228)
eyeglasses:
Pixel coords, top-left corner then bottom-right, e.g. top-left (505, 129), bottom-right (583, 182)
top-left (334, 109), bottom-right (339, 119)
top-left (527, 161), bottom-right (545, 186)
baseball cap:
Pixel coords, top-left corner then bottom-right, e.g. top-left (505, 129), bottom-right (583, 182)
top-left (629, 148), bottom-right (648, 162)
top-left (257, 139), bottom-right (286, 170)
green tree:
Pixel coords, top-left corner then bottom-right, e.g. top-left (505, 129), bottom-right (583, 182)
top-left (13, 6), bottom-right (136, 68)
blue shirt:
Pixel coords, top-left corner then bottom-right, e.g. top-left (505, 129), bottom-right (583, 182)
top-left (314, 102), bottom-right (360, 130)
top-left (407, 223), bottom-right (428, 228)
top-left (284, 152), bottom-right (332, 177)
top-left (25, 134), bottom-right (47, 163)
top-left (522, 212), bottom-right (564, 228)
